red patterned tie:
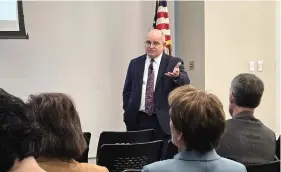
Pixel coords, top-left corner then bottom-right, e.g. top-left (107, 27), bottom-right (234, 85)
top-left (145, 59), bottom-right (155, 115)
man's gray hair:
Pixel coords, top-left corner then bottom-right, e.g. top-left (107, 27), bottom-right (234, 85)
top-left (230, 73), bottom-right (264, 108)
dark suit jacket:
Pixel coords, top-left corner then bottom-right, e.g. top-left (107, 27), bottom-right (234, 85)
top-left (216, 111), bottom-right (276, 165)
top-left (122, 53), bottom-right (190, 134)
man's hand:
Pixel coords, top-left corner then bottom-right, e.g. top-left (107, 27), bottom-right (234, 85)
top-left (165, 62), bottom-right (181, 78)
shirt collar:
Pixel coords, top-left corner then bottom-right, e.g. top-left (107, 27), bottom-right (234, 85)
top-left (233, 111), bottom-right (257, 121)
top-left (146, 53), bottom-right (163, 65)
top-left (174, 149), bottom-right (221, 161)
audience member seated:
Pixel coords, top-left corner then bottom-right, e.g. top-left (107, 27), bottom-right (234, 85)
top-left (0, 88), bottom-right (46, 172)
top-left (142, 85), bottom-right (246, 172)
top-left (216, 73), bottom-right (276, 165)
top-left (26, 93), bottom-right (108, 172)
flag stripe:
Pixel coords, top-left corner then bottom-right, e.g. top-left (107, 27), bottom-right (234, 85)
top-left (160, 29), bottom-right (171, 36)
top-left (155, 23), bottom-right (170, 30)
top-left (157, 6), bottom-right (168, 13)
top-left (157, 12), bottom-right (168, 19)
top-left (153, 0), bottom-right (172, 55)
top-left (156, 18), bottom-right (170, 26)
top-left (166, 35), bottom-right (171, 41)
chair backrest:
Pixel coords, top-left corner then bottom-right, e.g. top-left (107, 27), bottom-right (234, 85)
top-left (97, 140), bottom-right (163, 172)
top-left (75, 132), bottom-right (91, 163)
top-left (123, 170), bottom-right (142, 172)
top-left (246, 161), bottom-right (280, 172)
top-left (276, 136), bottom-right (280, 159)
top-left (162, 140), bottom-right (178, 160)
top-left (96, 129), bottom-right (156, 159)
top-left (84, 132), bottom-right (91, 145)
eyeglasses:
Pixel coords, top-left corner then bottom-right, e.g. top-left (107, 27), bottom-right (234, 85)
top-left (144, 40), bottom-right (163, 47)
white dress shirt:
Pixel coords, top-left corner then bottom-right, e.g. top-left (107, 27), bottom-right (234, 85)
top-left (139, 53), bottom-right (162, 111)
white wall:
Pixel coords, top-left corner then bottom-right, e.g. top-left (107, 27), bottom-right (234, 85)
top-left (0, 1), bottom-right (174, 158)
top-left (174, 1), bottom-right (205, 90)
top-left (205, 1), bottom-right (278, 132)
top-left (175, 1), bottom-right (279, 133)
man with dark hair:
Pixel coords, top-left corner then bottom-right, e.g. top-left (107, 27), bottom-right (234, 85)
top-left (217, 73), bottom-right (276, 165)
top-left (142, 85), bottom-right (246, 172)
top-left (0, 88), bottom-right (45, 172)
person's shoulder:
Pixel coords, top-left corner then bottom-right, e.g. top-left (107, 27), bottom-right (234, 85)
top-left (78, 163), bottom-right (109, 172)
top-left (261, 123), bottom-right (276, 140)
top-left (225, 118), bottom-right (234, 124)
top-left (218, 157), bottom-right (247, 172)
top-left (134, 54), bottom-right (146, 61)
top-left (129, 54), bottom-right (146, 64)
top-left (225, 118), bottom-right (237, 127)
top-left (167, 55), bottom-right (184, 62)
top-left (165, 55), bottom-right (184, 68)
top-left (222, 118), bottom-right (237, 134)
top-left (260, 121), bottom-right (275, 133)
top-left (142, 159), bottom-right (176, 172)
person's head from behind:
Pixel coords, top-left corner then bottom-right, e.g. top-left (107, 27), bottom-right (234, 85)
top-left (26, 93), bottom-right (86, 160)
top-left (168, 85), bottom-right (226, 153)
top-left (229, 73), bottom-right (264, 116)
top-left (0, 88), bottom-right (41, 171)
top-left (145, 29), bottom-right (166, 58)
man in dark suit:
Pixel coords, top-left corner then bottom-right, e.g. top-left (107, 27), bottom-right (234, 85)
top-left (216, 73), bottom-right (276, 165)
top-left (122, 29), bottom-right (190, 152)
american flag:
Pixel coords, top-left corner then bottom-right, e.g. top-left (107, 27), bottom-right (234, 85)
top-left (153, 0), bottom-right (172, 55)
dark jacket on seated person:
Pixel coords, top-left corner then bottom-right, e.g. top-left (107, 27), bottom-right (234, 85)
top-left (216, 111), bottom-right (276, 165)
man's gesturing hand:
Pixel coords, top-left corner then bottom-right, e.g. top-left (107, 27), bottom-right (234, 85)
top-left (165, 62), bottom-right (181, 78)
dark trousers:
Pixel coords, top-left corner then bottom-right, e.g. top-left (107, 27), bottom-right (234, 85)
top-left (136, 111), bottom-right (170, 159)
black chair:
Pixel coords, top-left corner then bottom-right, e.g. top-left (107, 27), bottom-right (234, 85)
top-left (162, 140), bottom-right (178, 160)
top-left (96, 129), bottom-right (156, 159)
top-left (123, 170), bottom-right (142, 172)
top-left (276, 136), bottom-right (280, 159)
top-left (75, 132), bottom-right (91, 163)
top-left (97, 140), bottom-right (163, 172)
top-left (246, 161), bottom-right (280, 172)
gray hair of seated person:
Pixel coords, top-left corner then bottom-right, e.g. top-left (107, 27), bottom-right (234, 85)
top-left (230, 73), bottom-right (264, 108)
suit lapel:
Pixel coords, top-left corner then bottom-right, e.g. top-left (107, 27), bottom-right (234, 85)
top-left (137, 55), bottom-right (146, 86)
top-left (155, 53), bottom-right (169, 90)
